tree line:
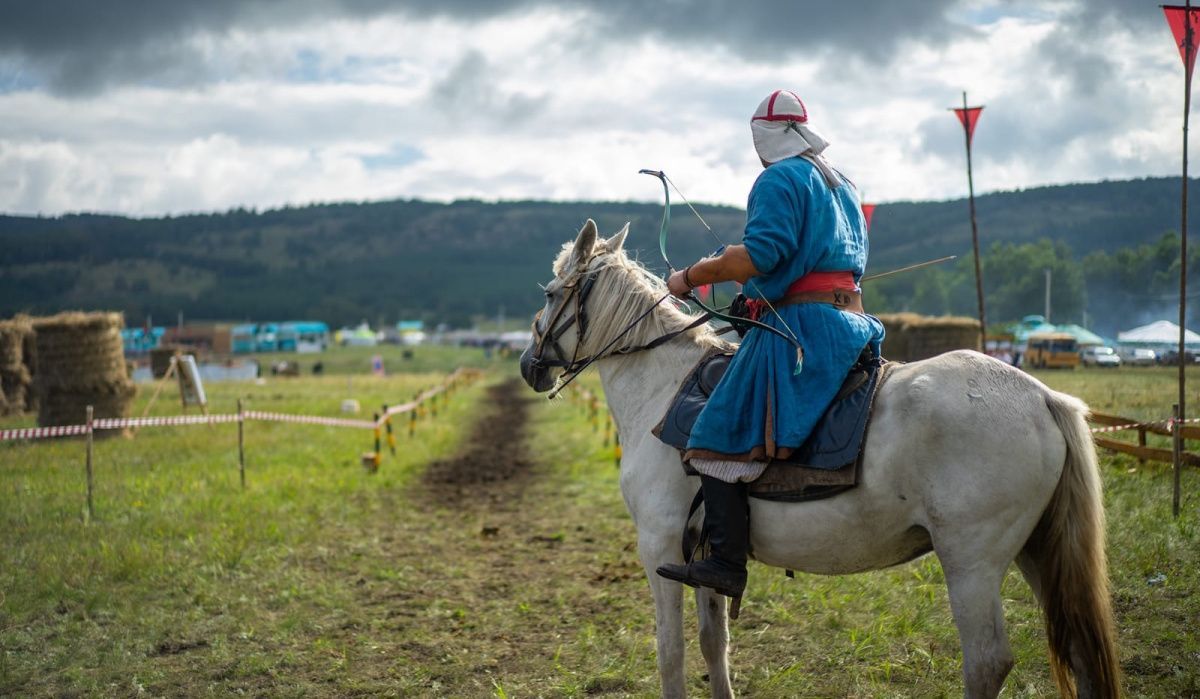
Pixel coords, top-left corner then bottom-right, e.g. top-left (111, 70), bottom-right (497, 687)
top-left (0, 177), bottom-right (1197, 333)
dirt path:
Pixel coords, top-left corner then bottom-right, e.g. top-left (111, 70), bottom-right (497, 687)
top-left (419, 376), bottom-right (536, 505)
top-left (304, 377), bottom-right (647, 695)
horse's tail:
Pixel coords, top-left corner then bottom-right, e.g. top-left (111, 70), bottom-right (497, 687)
top-left (1026, 389), bottom-right (1120, 699)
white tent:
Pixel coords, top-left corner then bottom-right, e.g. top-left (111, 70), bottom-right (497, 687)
top-left (1117, 320), bottom-right (1200, 345)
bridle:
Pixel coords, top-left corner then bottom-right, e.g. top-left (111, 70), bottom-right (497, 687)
top-left (529, 260), bottom-right (710, 398)
top-left (529, 267), bottom-right (601, 376)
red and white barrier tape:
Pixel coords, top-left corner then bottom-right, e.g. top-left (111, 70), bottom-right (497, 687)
top-left (95, 414), bottom-right (240, 430)
top-left (1089, 416), bottom-right (1200, 434)
top-left (243, 410), bottom-right (376, 430)
top-left (1090, 422), bottom-right (1149, 434)
top-left (0, 368), bottom-right (482, 442)
top-left (0, 424), bottom-right (91, 440)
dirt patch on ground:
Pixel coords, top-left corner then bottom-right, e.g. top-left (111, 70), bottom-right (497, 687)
top-left (420, 377), bottom-right (535, 505)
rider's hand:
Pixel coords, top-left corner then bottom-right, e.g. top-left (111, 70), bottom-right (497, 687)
top-left (667, 268), bottom-right (693, 298)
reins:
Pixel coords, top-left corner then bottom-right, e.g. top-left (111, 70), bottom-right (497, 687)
top-left (529, 263), bottom-right (711, 399)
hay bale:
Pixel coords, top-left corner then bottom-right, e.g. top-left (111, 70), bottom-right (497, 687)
top-left (878, 313), bottom-right (980, 362)
top-left (0, 364), bottom-right (30, 416)
top-left (19, 314), bottom-right (38, 412)
top-left (0, 317), bottom-right (34, 415)
top-left (32, 311), bottom-right (137, 429)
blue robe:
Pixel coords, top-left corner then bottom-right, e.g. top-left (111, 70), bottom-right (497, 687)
top-left (686, 157), bottom-right (885, 460)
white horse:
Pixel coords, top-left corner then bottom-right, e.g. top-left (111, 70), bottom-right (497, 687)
top-left (519, 220), bottom-right (1120, 699)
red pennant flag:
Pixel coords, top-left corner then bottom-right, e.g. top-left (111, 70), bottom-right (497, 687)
top-left (952, 106), bottom-right (984, 146)
top-left (861, 203), bottom-right (876, 231)
top-left (1164, 5), bottom-right (1200, 74)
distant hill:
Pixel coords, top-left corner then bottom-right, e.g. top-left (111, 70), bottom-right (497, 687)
top-left (0, 176), bottom-right (1196, 329)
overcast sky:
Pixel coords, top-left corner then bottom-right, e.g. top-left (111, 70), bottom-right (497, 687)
top-left (0, 0), bottom-right (1188, 216)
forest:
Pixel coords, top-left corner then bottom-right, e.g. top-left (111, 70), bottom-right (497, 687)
top-left (0, 176), bottom-right (1196, 336)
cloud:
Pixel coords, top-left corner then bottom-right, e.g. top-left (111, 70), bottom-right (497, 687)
top-left (0, 1), bottom-right (1193, 216)
top-left (2, 1), bottom-right (969, 94)
top-left (430, 50), bottom-right (546, 125)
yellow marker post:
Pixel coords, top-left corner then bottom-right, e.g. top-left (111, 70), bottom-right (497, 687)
top-left (383, 403), bottom-right (396, 456)
top-left (372, 413), bottom-right (382, 472)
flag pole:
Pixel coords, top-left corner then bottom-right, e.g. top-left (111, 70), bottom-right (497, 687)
top-left (1177, 0), bottom-right (1193, 518)
top-left (954, 92), bottom-right (988, 351)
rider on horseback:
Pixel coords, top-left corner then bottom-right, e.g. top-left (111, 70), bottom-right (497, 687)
top-left (656, 90), bottom-right (885, 599)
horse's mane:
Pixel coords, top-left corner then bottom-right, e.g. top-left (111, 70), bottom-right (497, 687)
top-left (552, 240), bottom-right (728, 357)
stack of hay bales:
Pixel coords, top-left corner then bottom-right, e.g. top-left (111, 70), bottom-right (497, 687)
top-left (0, 317), bottom-right (34, 415)
top-left (32, 312), bottom-right (137, 428)
top-left (21, 317), bottom-right (38, 411)
top-left (878, 313), bottom-right (980, 362)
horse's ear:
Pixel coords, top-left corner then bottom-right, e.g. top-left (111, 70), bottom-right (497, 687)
top-left (601, 222), bottom-right (630, 254)
top-left (569, 219), bottom-right (599, 271)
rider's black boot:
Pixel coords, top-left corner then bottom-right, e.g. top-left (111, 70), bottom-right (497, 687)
top-left (655, 475), bottom-right (749, 598)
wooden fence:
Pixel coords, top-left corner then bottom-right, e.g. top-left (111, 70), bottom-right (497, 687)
top-left (1088, 411), bottom-right (1200, 467)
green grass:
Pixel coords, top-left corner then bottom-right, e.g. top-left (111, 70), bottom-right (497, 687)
top-left (251, 343), bottom-right (508, 377)
top-left (1, 362), bottom-right (487, 696)
top-left (1, 361), bottom-right (1198, 697)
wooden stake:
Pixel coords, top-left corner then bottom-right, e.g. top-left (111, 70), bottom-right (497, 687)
top-left (1174, 403), bottom-right (1183, 518)
top-left (138, 354), bottom-right (177, 426)
top-left (85, 405), bottom-right (94, 522)
top-left (237, 398), bottom-right (246, 490)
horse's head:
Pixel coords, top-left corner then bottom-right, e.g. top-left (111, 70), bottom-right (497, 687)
top-left (519, 218), bottom-right (631, 392)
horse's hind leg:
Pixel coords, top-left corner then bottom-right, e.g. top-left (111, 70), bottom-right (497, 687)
top-left (942, 563), bottom-right (1014, 698)
top-left (695, 587), bottom-right (734, 699)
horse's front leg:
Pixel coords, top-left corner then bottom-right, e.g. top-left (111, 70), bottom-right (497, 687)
top-left (638, 532), bottom-right (687, 698)
top-left (695, 587), bottom-right (734, 698)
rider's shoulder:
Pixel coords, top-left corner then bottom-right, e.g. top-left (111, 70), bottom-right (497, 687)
top-left (753, 158), bottom-right (820, 193)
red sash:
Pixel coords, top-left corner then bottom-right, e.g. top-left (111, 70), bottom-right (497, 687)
top-left (745, 271), bottom-right (858, 320)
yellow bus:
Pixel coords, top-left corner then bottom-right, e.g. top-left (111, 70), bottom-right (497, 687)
top-left (1025, 332), bottom-right (1079, 369)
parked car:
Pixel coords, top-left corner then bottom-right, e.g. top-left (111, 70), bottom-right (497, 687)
top-left (1081, 345), bottom-right (1121, 368)
top-left (1157, 349), bottom-right (1200, 366)
top-left (1118, 347), bottom-right (1157, 366)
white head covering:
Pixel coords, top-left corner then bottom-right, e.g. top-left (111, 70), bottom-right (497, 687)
top-left (751, 90), bottom-right (841, 188)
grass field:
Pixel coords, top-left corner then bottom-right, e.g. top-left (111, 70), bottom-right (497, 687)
top-left (2, 355), bottom-right (1198, 697)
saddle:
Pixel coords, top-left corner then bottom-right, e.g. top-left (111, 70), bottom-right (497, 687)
top-left (653, 347), bottom-right (890, 502)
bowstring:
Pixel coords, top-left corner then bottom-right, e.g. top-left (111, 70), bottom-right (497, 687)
top-left (661, 172), bottom-right (804, 355)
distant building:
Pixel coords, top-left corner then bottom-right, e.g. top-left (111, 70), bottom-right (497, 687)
top-left (230, 321), bottom-right (328, 353)
top-left (121, 326), bottom-right (166, 354)
top-left (337, 323), bottom-right (379, 347)
top-left (163, 323), bottom-right (234, 354)
top-left (396, 320), bottom-right (426, 346)
top-left (280, 321), bottom-right (330, 353)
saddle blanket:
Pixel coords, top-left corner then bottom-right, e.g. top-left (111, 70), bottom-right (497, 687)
top-left (653, 348), bottom-right (889, 502)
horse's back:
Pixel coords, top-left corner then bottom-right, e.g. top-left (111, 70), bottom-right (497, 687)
top-left (868, 350), bottom-right (1067, 535)
top-left (751, 350), bottom-right (1069, 574)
